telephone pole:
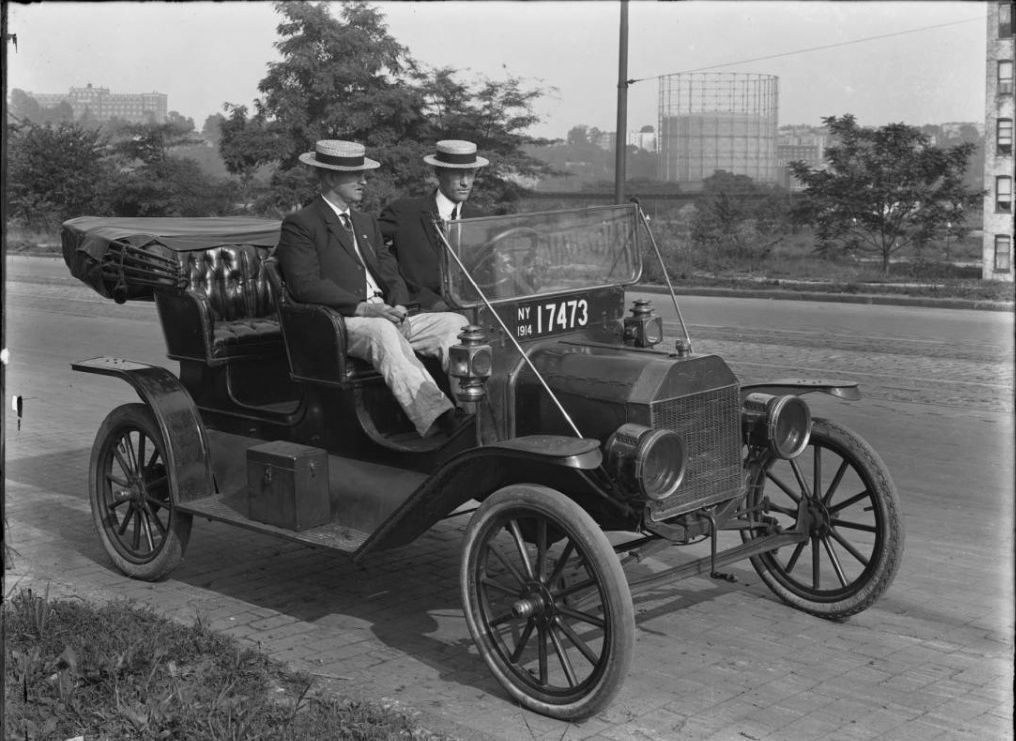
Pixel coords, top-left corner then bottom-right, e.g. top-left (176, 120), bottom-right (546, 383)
top-left (614, 0), bottom-right (629, 203)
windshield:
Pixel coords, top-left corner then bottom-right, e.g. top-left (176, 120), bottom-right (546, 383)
top-left (441, 204), bottom-right (642, 307)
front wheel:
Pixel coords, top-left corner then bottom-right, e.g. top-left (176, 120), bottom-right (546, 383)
top-left (743, 417), bottom-right (904, 619)
top-left (460, 485), bottom-right (634, 721)
top-left (89, 403), bottom-right (192, 580)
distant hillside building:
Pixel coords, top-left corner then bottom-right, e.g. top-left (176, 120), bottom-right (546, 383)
top-left (776, 129), bottom-right (828, 191)
top-left (26, 83), bottom-right (167, 124)
top-left (627, 127), bottom-right (657, 152)
top-left (983, 2), bottom-right (1014, 281)
top-left (657, 72), bottom-right (779, 187)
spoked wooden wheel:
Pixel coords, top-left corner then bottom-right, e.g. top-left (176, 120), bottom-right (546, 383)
top-left (460, 485), bottom-right (634, 720)
top-left (89, 403), bottom-right (191, 580)
top-left (743, 417), bottom-right (904, 619)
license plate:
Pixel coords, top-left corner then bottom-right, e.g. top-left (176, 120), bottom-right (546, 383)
top-left (509, 294), bottom-right (610, 340)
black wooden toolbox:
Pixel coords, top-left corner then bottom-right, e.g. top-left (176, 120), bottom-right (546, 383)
top-left (247, 441), bottom-right (330, 531)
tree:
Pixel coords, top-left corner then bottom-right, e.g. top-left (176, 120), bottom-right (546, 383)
top-left (790, 115), bottom-right (981, 275)
top-left (202, 113), bottom-right (226, 145)
top-left (167, 111), bottom-right (196, 133)
top-left (567, 125), bottom-right (590, 147)
top-left (8, 89), bottom-right (43, 123)
top-left (218, 104), bottom-right (284, 210)
top-left (6, 121), bottom-right (114, 228)
top-left (107, 121), bottom-right (203, 165)
top-left (104, 157), bottom-right (237, 217)
top-left (690, 171), bottom-right (792, 271)
top-left (221, 1), bottom-right (553, 214)
top-left (243, 1), bottom-right (423, 212)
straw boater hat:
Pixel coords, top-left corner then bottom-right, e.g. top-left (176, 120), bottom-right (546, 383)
top-left (299, 140), bottom-right (380, 171)
top-left (423, 140), bottom-right (489, 169)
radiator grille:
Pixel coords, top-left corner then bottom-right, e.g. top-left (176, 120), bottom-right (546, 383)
top-left (648, 384), bottom-right (743, 521)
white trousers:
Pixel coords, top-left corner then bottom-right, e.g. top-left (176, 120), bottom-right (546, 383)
top-left (344, 312), bottom-right (470, 436)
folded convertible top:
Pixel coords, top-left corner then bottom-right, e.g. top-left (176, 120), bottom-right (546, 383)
top-left (62, 216), bottom-right (282, 302)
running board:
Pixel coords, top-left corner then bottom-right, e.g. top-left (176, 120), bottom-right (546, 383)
top-left (178, 489), bottom-right (370, 554)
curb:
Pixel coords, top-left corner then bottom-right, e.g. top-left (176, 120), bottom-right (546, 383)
top-left (637, 282), bottom-right (1015, 312)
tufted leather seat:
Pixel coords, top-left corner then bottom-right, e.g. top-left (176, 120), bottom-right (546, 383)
top-left (155, 245), bottom-right (284, 365)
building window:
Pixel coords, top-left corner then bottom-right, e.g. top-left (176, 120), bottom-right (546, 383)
top-left (1000, 118), bottom-right (1014, 154)
top-left (1000, 60), bottom-right (1014, 95)
top-left (1000, 2), bottom-right (1013, 38)
top-left (995, 235), bottom-right (1012, 272)
top-left (997, 176), bottom-right (1013, 212)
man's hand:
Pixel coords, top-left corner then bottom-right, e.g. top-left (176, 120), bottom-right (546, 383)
top-left (355, 301), bottom-right (407, 325)
top-left (392, 304), bottom-right (413, 338)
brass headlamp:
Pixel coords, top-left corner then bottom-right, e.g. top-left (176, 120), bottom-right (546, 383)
top-left (622, 299), bottom-right (664, 348)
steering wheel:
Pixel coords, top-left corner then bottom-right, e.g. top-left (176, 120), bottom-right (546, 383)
top-left (468, 227), bottom-right (543, 297)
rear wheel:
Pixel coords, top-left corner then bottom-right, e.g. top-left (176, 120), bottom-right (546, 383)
top-left (743, 417), bottom-right (904, 619)
top-left (89, 403), bottom-right (191, 580)
top-left (461, 485), bottom-right (634, 720)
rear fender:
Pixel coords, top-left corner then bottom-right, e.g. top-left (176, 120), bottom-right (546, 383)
top-left (72, 357), bottom-right (213, 504)
top-left (354, 435), bottom-right (605, 561)
top-left (740, 378), bottom-right (861, 402)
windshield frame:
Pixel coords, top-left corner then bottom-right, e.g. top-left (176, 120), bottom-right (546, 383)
top-left (439, 203), bottom-right (644, 309)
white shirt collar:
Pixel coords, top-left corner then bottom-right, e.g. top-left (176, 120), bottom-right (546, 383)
top-left (435, 190), bottom-right (460, 221)
top-left (321, 195), bottom-right (350, 220)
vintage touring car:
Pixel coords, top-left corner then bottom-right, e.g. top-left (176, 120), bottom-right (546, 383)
top-left (63, 204), bottom-right (903, 720)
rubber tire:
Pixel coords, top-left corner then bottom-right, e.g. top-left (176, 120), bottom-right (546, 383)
top-left (460, 484), bottom-right (635, 721)
top-left (744, 417), bottom-right (904, 619)
top-left (89, 403), bottom-right (192, 581)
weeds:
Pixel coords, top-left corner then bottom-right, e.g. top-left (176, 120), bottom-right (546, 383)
top-left (4, 589), bottom-right (454, 740)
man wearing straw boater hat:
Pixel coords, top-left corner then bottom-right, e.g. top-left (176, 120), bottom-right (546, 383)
top-left (379, 140), bottom-right (489, 311)
top-left (275, 140), bottom-right (470, 438)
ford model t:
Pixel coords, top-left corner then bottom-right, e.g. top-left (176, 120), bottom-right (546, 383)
top-left (63, 204), bottom-right (903, 720)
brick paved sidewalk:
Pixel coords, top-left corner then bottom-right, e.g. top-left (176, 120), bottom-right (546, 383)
top-left (6, 412), bottom-right (1012, 741)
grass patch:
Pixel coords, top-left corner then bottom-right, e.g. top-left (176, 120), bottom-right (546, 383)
top-left (5, 588), bottom-right (453, 740)
top-left (6, 224), bottom-right (61, 253)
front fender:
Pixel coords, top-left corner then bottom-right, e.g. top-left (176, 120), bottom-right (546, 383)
top-left (354, 435), bottom-right (605, 561)
top-left (72, 357), bottom-right (214, 504)
top-left (740, 378), bottom-right (861, 402)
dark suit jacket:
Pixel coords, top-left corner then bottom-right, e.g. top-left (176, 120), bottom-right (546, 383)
top-left (378, 193), bottom-right (486, 309)
top-left (275, 196), bottom-right (409, 316)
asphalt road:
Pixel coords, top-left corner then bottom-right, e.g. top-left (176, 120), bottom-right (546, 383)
top-left (4, 254), bottom-right (1014, 740)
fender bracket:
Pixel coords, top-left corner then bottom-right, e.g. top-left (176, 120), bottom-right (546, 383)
top-left (72, 357), bottom-right (214, 503)
top-left (740, 378), bottom-right (861, 402)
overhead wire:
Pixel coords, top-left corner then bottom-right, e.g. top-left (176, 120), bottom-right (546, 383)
top-left (627, 16), bottom-right (985, 85)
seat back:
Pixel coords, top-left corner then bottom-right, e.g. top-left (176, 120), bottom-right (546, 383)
top-left (263, 256), bottom-right (374, 386)
top-left (183, 245), bottom-right (276, 321)
top-left (156, 245), bottom-right (283, 365)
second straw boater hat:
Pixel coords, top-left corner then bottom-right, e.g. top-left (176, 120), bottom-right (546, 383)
top-left (299, 140), bottom-right (380, 171)
top-left (423, 140), bottom-right (489, 169)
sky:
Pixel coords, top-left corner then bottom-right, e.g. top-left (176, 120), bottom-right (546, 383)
top-left (6, 1), bottom-right (988, 140)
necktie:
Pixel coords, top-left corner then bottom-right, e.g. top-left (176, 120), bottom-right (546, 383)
top-left (339, 212), bottom-right (382, 301)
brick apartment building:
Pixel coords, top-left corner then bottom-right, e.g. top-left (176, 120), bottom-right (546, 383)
top-left (983, 2), bottom-right (1014, 281)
